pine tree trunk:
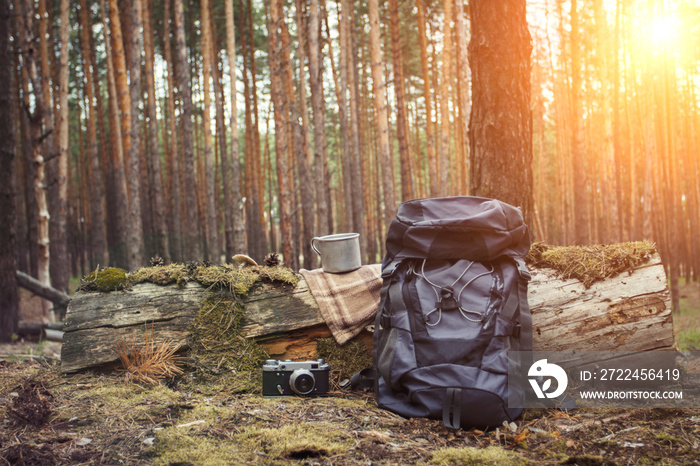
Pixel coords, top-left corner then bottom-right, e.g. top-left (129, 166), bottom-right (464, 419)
top-left (210, 30), bottom-right (231, 259)
top-left (368, 0), bottom-right (395, 230)
top-left (0, 0), bottom-right (20, 342)
top-left (163, 0), bottom-right (182, 262)
top-left (249, 0), bottom-right (268, 260)
top-left (293, 0), bottom-right (317, 270)
top-left (468, 0), bottom-right (534, 227)
top-left (19, 0), bottom-right (53, 322)
top-left (125, 0), bottom-right (146, 269)
top-left (49, 0), bottom-right (70, 298)
top-left (143, 0), bottom-right (170, 263)
top-left (99, 0), bottom-right (129, 269)
top-left (240, 0), bottom-right (265, 262)
top-left (199, 0), bottom-right (219, 263)
top-left (337, 0), bottom-right (354, 233)
top-left (307, 0), bottom-right (330, 238)
top-left (416, 0), bottom-right (437, 198)
top-left (78, 0), bottom-right (108, 272)
top-left (438, 0), bottom-right (453, 196)
top-left (345, 3), bottom-right (365, 256)
top-left (569, 0), bottom-right (589, 245)
top-left (224, 0), bottom-right (246, 256)
top-left (267, 0), bottom-right (294, 267)
top-left (39, 0), bottom-right (69, 298)
top-left (173, 0), bottom-right (202, 261)
top-left (108, 0), bottom-right (141, 268)
top-left (454, 0), bottom-right (470, 194)
top-left (388, 0), bottom-right (412, 201)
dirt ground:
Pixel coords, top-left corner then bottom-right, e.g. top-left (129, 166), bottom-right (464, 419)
top-left (1, 360), bottom-right (699, 465)
top-left (2, 289), bottom-right (700, 465)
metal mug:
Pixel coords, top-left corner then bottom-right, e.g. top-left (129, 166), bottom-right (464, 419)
top-left (310, 233), bottom-right (361, 273)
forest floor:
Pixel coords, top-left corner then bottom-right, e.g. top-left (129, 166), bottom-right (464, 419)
top-left (1, 286), bottom-right (700, 465)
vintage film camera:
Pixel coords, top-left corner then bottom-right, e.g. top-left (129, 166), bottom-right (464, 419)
top-left (262, 359), bottom-right (330, 396)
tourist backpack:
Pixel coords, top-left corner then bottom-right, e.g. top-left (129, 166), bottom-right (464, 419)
top-left (373, 196), bottom-right (532, 429)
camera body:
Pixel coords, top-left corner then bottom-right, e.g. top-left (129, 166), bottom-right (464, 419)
top-left (262, 359), bottom-right (330, 396)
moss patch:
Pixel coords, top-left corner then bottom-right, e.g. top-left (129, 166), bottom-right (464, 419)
top-left (130, 264), bottom-right (190, 287)
top-left (80, 263), bottom-right (299, 295)
top-left (187, 293), bottom-right (269, 394)
top-left (316, 338), bottom-right (373, 385)
top-left (430, 446), bottom-right (527, 465)
top-left (525, 241), bottom-right (657, 288)
top-left (152, 431), bottom-right (251, 465)
top-left (78, 267), bottom-right (129, 292)
top-left (235, 423), bottom-right (350, 460)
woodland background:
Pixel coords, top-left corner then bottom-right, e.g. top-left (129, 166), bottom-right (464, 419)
top-left (1, 0), bottom-right (699, 329)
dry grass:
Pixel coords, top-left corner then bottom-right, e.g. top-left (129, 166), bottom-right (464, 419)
top-left (113, 325), bottom-right (184, 386)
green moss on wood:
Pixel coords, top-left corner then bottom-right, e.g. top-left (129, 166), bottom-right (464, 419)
top-left (78, 267), bottom-right (129, 292)
top-left (187, 293), bottom-right (269, 393)
top-left (130, 264), bottom-right (190, 287)
top-left (79, 263), bottom-right (299, 294)
top-left (525, 241), bottom-right (657, 288)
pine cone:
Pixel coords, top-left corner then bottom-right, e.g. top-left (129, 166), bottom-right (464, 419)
top-left (264, 252), bottom-right (281, 267)
top-left (150, 255), bottom-right (165, 267)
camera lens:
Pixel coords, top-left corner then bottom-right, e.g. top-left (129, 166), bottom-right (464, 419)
top-left (289, 369), bottom-right (316, 395)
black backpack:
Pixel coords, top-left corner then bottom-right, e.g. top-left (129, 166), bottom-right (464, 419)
top-left (373, 196), bottom-right (532, 429)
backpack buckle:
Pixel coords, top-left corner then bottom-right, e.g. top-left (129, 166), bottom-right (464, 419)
top-left (514, 258), bottom-right (531, 281)
top-left (436, 286), bottom-right (459, 310)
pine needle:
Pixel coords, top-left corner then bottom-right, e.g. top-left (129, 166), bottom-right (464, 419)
top-left (113, 324), bottom-right (184, 385)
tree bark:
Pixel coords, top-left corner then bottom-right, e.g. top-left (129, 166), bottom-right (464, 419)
top-left (239, 0), bottom-right (265, 262)
top-left (307, 0), bottom-right (330, 238)
top-left (416, 0), bottom-right (437, 198)
top-left (337, 0), bottom-right (353, 233)
top-left (293, 0), bottom-right (316, 270)
top-left (569, 0), bottom-right (589, 245)
top-left (368, 0), bottom-right (395, 230)
top-left (174, 0), bottom-right (202, 261)
top-left (143, 0), bottom-right (170, 263)
top-left (267, 0), bottom-right (294, 268)
top-left (78, 0), bottom-right (108, 273)
top-left (126, 0), bottom-right (146, 269)
top-left (99, 0), bottom-right (129, 268)
top-left (163, 0), bottom-right (183, 262)
top-left (200, 0), bottom-right (220, 263)
top-left (45, 0), bottom-right (69, 298)
top-left (344, 1), bottom-right (365, 256)
top-left (0, 0), bottom-right (20, 342)
top-left (224, 0), bottom-right (246, 257)
top-left (454, 0), bottom-right (470, 194)
top-left (277, 16), bottom-right (306, 271)
top-left (468, 0), bottom-right (534, 228)
top-left (20, 0), bottom-right (53, 322)
top-left (388, 0), bottom-right (412, 201)
top-left (438, 0), bottom-right (454, 196)
top-left (108, 0), bottom-right (134, 245)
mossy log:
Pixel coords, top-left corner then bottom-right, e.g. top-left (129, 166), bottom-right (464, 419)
top-left (61, 253), bottom-right (673, 373)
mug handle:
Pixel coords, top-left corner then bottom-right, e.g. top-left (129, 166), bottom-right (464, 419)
top-left (310, 237), bottom-right (321, 256)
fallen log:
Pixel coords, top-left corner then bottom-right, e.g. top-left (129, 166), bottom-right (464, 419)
top-left (61, 250), bottom-right (674, 374)
top-left (16, 270), bottom-right (71, 318)
top-left (17, 321), bottom-right (64, 342)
